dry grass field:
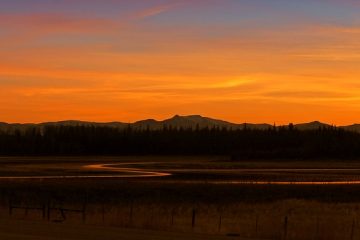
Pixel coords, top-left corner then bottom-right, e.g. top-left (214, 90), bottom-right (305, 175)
top-left (1, 156), bottom-right (360, 240)
top-left (0, 219), bottom-right (238, 240)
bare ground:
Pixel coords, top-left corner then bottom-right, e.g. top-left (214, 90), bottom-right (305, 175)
top-left (0, 219), bottom-right (251, 240)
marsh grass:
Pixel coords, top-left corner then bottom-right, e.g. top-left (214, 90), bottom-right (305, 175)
top-left (1, 180), bottom-right (360, 239)
top-left (1, 157), bottom-right (360, 239)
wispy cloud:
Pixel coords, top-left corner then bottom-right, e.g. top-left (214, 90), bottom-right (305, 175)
top-left (0, 1), bottom-right (185, 45)
top-left (0, 13), bottom-right (113, 33)
top-left (131, 2), bottom-right (182, 20)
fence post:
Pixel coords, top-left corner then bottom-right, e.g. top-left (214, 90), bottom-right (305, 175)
top-left (102, 203), bottom-right (105, 223)
top-left (171, 208), bottom-right (175, 227)
top-left (192, 209), bottom-right (196, 230)
top-left (42, 203), bottom-right (46, 220)
top-left (255, 215), bottom-right (259, 237)
top-left (316, 216), bottom-right (320, 239)
top-left (82, 202), bottom-right (86, 223)
top-left (47, 199), bottom-right (51, 221)
top-left (283, 216), bottom-right (288, 240)
top-left (8, 199), bottom-right (12, 216)
top-left (129, 201), bottom-right (133, 226)
top-left (218, 215), bottom-right (222, 232)
top-left (350, 218), bottom-right (355, 240)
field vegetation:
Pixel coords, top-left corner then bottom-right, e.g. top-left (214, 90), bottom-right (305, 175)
top-left (1, 157), bottom-right (360, 239)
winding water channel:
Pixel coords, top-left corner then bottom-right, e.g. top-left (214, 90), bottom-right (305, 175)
top-left (1, 162), bottom-right (360, 185)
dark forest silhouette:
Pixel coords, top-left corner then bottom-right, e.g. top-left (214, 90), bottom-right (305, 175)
top-left (1, 124), bottom-right (360, 159)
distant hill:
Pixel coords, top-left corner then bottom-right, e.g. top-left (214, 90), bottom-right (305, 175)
top-left (40, 120), bottom-right (127, 128)
top-left (120, 115), bottom-right (270, 130)
top-left (133, 115), bottom-right (238, 130)
top-left (133, 119), bottom-right (162, 130)
top-left (294, 121), bottom-right (332, 130)
top-left (0, 115), bottom-right (359, 132)
top-left (0, 122), bottom-right (36, 133)
top-left (0, 120), bottom-right (127, 134)
top-left (341, 124), bottom-right (360, 133)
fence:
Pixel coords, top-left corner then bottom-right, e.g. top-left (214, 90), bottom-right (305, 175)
top-left (3, 198), bottom-right (360, 240)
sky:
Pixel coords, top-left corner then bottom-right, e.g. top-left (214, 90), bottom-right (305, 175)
top-left (1, 0), bottom-right (360, 124)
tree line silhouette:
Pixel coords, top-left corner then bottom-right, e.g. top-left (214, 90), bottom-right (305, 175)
top-left (0, 125), bottom-right (360, 159)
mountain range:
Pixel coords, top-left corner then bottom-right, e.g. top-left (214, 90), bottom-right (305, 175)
top-left (1, 115), bottom-right (360, 132)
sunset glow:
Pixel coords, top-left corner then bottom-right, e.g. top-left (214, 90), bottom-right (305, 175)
top-left (1, 0), bottom-right (360, 124)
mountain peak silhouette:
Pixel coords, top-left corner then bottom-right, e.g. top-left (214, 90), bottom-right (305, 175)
top-left (0, 115), bottom-right (359, 132)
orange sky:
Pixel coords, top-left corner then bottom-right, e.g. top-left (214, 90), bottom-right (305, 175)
top-left (1, 0), bottom-right (360, 125)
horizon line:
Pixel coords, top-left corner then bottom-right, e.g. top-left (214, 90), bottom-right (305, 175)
top-left (0, 115), bottom-right (358, 127)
